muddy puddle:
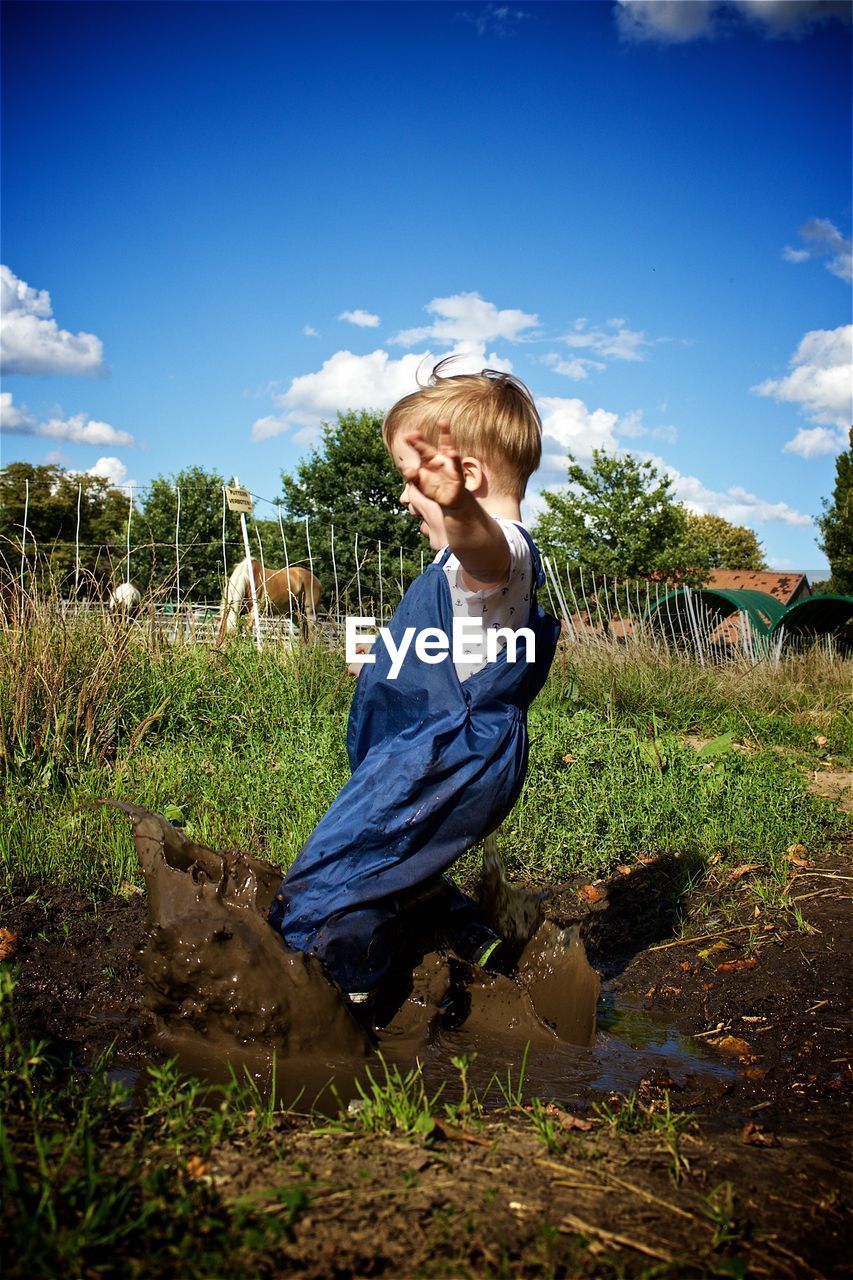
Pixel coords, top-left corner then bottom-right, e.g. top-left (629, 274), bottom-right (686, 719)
top-left (102, 801), bottom-right (734, 1111)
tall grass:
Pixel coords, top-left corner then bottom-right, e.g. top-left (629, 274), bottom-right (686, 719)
top-left (545, 635), bottom-right (852, 745)
top-left (1, 594), bottom-right (849, 893)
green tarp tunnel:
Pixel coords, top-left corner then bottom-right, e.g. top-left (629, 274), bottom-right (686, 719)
top-left (770, 595), bottom-right (853, 654)
top-left (646, 587), bottom-right (785, 650)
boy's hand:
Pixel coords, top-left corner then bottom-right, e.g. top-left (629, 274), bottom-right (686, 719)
top-left (402, 422), bottom-right (468, 511)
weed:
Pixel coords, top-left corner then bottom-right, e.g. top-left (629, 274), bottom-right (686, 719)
top-left (331, 1056), bottom-right (445, 1139)
top-left (488, 1040), bottom-right (531, 1109)
top-left (592, 1090), bottom-right (694, 1183)
top-left (445, 1052), bottom-right (484, 1125)
top-left (702, 1182), bottom-right (743, 1250)
top-left (224, 1054), bottom-right (295, 1136)
top-left (528, 1097), bottom-right (562, 1152)
top-left (594, 1089), bottom-right (693, 1137)
top-left (785, 901), bottom-right (816, 934)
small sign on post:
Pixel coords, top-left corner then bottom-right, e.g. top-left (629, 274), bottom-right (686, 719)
top-left (225, 485), bottom-right (253, 514)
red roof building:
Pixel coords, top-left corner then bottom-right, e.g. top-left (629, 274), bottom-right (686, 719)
top-left (705, 570), bottom-right (810, 606)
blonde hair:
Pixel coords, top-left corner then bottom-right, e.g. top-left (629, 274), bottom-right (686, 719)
top-left (383, 358), bottom-right (542, 500)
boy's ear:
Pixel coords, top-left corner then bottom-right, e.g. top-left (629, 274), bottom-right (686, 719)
top-left (460, 456), bottom-right (487, 491)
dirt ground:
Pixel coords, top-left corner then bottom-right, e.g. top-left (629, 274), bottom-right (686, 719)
top-left (2, 836), bottom-right (851, 1279)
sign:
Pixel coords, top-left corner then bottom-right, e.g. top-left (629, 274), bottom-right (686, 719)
top-left (225, 485), bottom-right (253, 514)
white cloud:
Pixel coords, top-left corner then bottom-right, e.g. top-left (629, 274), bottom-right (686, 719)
top-left (391, 292), bottom-right (538, 348)
top-left (615, 0), bottom-right (850, 42)
top-left (458, 4), bottom-right (531, 37)
top-left (532, 403), bottom-right (812, 530)
top-left (252, 414), bottom-right (294, 442)
top-left (782, 220), bottom-right (853, 282)
top-left (0, 264), bottom-right (104, 376)
top-left (753, 324), bottom-right (852, 431)
top-left (251, 343), bottom-right (512, 443)
top-left (782, 246), bottom-right (811, 264)
top-left (618, 409), bottom-right (678, 443)
top-left (302, 325), bottom-right (319, 337)
top-left (537, 396), bottom-right (623, 462)
top-left (783, 425), bottom-right (849, 458)
top-left (338, 309), bottom-right (380, 328)
top-left (799, 219), bottom-right (852, 283)
top-left (615, 0), bottom-right (717, 42)
top-left (536, 398), bottom-right (678, 474)
top-left (84, 456), bottom-right (129, 488)
top-left (0, 393), bottom-right (135, 447)
top-left (734, 0), bottom-right (851, 36)
top-left (543, 352), bottom-right (606, 381)
top-left (543, 319), bottom-right (653, 380)
top-left (666, 467), bottom-right (813, 527)
top-left (39, 414), bottom-right (134, 446)
top-left (0, 391), bottom-right (36, 432)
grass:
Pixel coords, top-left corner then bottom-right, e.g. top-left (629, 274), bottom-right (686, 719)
top-left (0, 966), bottom-right (310, 1279)
top-left (1, 601), bottom-right (849, 894)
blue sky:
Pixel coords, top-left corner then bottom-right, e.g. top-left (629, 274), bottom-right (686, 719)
top-left (1, 0), bottom-right (851, 571)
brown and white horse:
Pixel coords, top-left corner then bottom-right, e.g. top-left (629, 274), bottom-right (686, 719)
top-left (217, 557), bottom-right (321, 640)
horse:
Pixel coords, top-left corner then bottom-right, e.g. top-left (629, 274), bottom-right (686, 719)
top-left (217, 557), bottom-right (321, 641)
top-left (108, 581), bottom-right (142, 615)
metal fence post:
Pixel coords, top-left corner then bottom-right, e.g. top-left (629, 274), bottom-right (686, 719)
top-left (221, 484), bottom-right (228, 592)
top-left (74, 482), bottom-right (82, 600)
top-left (330, 522), bottom-right (340, 621)
top-left (20, 477), bottom-right (29, 598)
top-left (175, 486), bottom-right (181, 615)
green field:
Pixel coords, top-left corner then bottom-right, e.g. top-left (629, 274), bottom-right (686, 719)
top-left (1, 609), bottom-right (850, 894)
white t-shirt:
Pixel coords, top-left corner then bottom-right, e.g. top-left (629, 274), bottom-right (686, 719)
top-left (437, 518), bottom-right (534, 682)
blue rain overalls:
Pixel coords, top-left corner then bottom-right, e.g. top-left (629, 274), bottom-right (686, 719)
top-left (269, 526), bottom-right (560, 992)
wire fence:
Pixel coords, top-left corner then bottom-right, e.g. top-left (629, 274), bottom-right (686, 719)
top-left (5, 538), bottom-right (828, 665)
top-left (3, 479), bottom-right (847, 663)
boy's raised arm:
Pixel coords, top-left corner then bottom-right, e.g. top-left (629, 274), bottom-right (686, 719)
top-left (401, 425), bottom-right (511, 590)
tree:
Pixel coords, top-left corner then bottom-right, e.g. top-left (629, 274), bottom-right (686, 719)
top-left (533, 450), bottom-right (697, 583)
top-left (682, 513), bottom-right (767, 573)
top-left (277, 411), bottom-right (423, 611)
top-left (817, 427), bottom-right (853, 594)
top-left (0, 461), bottom-right (128, 592)
top-left (138, 466), bottom-right (244, 603)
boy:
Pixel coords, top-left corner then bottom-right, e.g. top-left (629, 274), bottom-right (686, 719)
top-left (268, 364), bottom-right (560, 1008)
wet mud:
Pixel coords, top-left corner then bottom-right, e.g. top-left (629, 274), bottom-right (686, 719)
top-left (100, 801), bottom-right (616, 1106)
top-left (93, 801), bottom-right (738, 1114)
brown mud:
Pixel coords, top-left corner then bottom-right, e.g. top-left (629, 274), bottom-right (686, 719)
top-left (2, 822), bottom-right (851, 1277)
top-left (96, 802), bottom-right (614, 1110)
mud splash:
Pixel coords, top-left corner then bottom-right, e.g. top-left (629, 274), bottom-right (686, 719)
top-left (103, 802), bottom-right (372, 1091)
top-left (103, 802), bottom-right (725, 1109)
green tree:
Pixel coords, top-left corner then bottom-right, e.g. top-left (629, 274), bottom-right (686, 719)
top-left (817, 427), bottom-right (853, 594)
top-left (138, 466), bottom-right (243, 603)
top-left (0, 461), bottom-right (128, 592)
top-left (682, 512), bottom-right (767, 573)
top-left (533, 450), bottom-right (697, 583)
top-left (277, 411), bottom-right (423, 613)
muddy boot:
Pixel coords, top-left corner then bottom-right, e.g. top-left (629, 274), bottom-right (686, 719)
top-left (450, 919), bottom-right (508, 971)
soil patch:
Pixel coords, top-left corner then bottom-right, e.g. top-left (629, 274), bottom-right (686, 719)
top-left (2, 837), bottom-right (850, 1277)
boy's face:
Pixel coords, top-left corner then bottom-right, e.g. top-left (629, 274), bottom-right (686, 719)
top-left (390, 432), bottom-right (449, 551)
